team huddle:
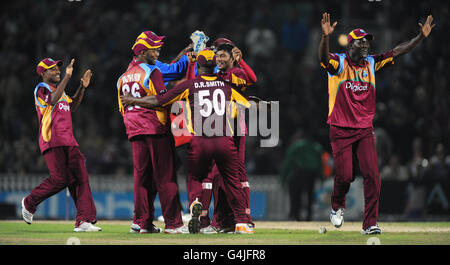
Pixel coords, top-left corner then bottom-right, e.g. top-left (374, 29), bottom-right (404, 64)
top-left (21, 13), bottom-right (434, 236)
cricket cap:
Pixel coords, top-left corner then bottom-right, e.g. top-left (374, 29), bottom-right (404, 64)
top-left (132, 37), bottom-right (164, 55)
top-left (36, 58), bottom-right (63, 76)
top-left (136, 31), bottom-right (166, 42)
top-left (347, 28), bottom-right (373, 44)
top-left (196, 49), bottom-right (216, 67)
top-left (212, 38), bottom-right (234, 48)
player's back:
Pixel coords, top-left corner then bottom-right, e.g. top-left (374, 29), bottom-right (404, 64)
top-left (117, 62), bottom-right (169, 139)
top-left (187, 74), bottom-right (233, 137)
top-left (171, 73), bottom-right (248, 137)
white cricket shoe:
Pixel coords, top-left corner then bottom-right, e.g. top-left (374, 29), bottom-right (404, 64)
top-left (182, 212), bottom-right (192, 222)
top-left (164, 225), bottom-right (189, 234)
top-left (200, 225), bottom-right (219, 234)
top-left (330, 208), bottom-right (344, 228)
top-left (361, 224), bottom-right (382, 235)
top-left (129, 222), bottom-right (140, 233)
top-left (21, 198), bottom-right (33, 225)
top-left (74, 221), bottom-right (102, 232)
top-left (158, 211), bottom-right (191, 222)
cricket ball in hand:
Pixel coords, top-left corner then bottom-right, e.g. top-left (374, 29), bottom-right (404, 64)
top-left (319, 226), bottom-right (327, 234)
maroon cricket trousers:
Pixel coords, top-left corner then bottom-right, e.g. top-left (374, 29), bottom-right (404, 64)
top-left (209, 135), bottom-right (253, 228)
top-left (130, 134), bottom-right (183, 230)
top-left (187, 136), bottom-right (252, 225)
top-left (330, 125), bottom-right (381, 230)
top-left (24, 146), bottom-right (97, 226)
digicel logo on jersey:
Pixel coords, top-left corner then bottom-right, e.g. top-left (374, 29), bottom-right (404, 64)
top-left (344, 81), bottom-right (371, 93)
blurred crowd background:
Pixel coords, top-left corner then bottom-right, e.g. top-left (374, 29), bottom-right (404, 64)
top-left (1, 0), bottom-right (449, 187)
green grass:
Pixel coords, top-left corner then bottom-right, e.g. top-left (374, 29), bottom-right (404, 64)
top-left (1, 221), bottom-right (449, 245)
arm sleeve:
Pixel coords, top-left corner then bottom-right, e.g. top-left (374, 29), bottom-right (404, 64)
top-left (372, 50), bottom-right (395, 72)
top-left (231, 88), bottom-right (251, 108)
top-left (156, 81), bottom-right (190, 107)
top-left (320, 53), bottom-right (341, 75)
top-left (36, 87), bottom-right (51, 106)
top-left (186, 61), bottom-right (197, 80)
top-left (149, 70), bottom-right (168, 95)
top-left (230, 69), bottom-right (251, 90)
top-left (238, 59), bottom-right (257, 84)
top-left (155, 55), bottom-right (189, 82)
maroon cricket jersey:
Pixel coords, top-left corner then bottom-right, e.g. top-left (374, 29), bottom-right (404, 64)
top-left (218, 66), bottom-right (254, 135)
top-left (117, 61), bottom-right (169, 139)
top-left (218, 66), bottom-right (252, 94)
top-left (155, 74), bottom-right (250, 137)
top-left (33, 82), bottom-right (79, 154)
top-left (320, 51), bottom-right (394, 128)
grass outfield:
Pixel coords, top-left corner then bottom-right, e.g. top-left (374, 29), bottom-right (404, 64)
top-left (0, 220), bottom-right (450, 245)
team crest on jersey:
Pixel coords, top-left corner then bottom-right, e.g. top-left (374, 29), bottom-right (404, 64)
top-left (362, 70), bottom-right (368, 78)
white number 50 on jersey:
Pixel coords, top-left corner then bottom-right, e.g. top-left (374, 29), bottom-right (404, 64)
top-left (198, 90), bottom-right (225, 117)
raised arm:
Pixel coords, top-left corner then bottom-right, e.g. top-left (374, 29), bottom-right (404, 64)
top-left (233, 47), bottom-right (258, 84)
top-left (51, 59), bottom-right (74, 105)
top-left (318, 13), bottom-right (338, 65)
top-left (70, 69), bottom-right (92, 112)
top-left (185, 51), bottom-right (197, 80)
top-left (392, 15), bottom-right (435, 58)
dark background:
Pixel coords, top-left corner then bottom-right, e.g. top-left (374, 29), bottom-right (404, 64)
top-left (0, 0), bottom-right (448, 206)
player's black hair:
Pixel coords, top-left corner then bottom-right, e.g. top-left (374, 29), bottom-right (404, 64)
top-left (216, 43), bottom-right (234, 57)
top-left (216, 43), bottom-right (237, 66)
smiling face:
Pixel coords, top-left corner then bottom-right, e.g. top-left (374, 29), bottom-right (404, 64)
top-left (349, 37), bottom-right (370, 62)
top-left (215, 49), bottom-right (234, 71)
top-left (139, 48), bottom-right (161, 65)
top-left (41, 66), bottom-right (61, 85)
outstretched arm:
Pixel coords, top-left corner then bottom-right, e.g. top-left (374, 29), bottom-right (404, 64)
top-left (121, 93), bottom-right (160, 108)
top-left (393, 15), bottom-right (435, 58)
top-left (318, 13), bottom-right (338, 65)
top-left (71, 69), bottom-right (92, 112)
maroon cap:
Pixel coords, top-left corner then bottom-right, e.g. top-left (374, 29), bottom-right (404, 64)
top-left (196, 49), bottom-right (216, 67)
top-left (212, 38), bottom-right (234, 48)
top-left (132, 37), bottom-right (164, 55)
top-left (36, 58), bottom-right (63, 76)
top-left (347, 28), bottom-right (373, 44)
top-left (137, 31), bottom-right (166, 42)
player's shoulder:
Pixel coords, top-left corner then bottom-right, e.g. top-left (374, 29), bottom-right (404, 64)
top-left (35, 82), bottom-right (52, 93)
top-left (229, 66), bottom-right (247, 77)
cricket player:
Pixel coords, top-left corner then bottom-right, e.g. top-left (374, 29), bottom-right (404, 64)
top-left (127, 30), bottom-right (194, 233)
top-left (127, 30), bottom-right (192, 85)
top-left (117, 37), bottom-right (188, 234)
top-left (120, 49), bottom-right (254, 234)
top-left (22, 58), bottom-right (101, 232)
top-left (205, 40), bottom-right (257, 233)
top-left (319, 13), bottom-right (435, 234)
top-left (184, 38), bottom-right (258, 233)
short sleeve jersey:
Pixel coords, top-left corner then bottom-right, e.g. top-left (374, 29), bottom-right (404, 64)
top-left (321, 51), bottom-right (394, 128)
top-left (117, 62), bottom-right (169, 139)
top-left (34, 82), bottom-right (79, 154)
top-left (156, 74), bottom-right (250, 137)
